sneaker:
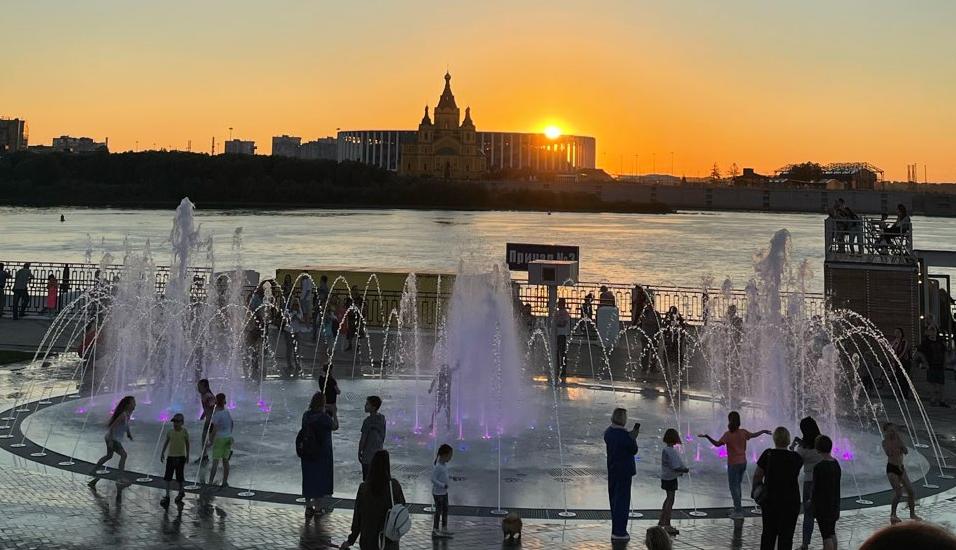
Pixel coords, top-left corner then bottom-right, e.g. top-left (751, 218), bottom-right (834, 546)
top-left (610, 533), bottom-right (631, 542)
top-left (441, 529), bottom-right (454, 537)
top-left (160, 496), bottom-right (170, 509)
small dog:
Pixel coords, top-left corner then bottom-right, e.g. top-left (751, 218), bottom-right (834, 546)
top-left (502, 512), bottom-right (522, 544)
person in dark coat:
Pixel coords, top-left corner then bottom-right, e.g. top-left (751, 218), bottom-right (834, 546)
top-left (604, 407), bottom-right (640, 542)
top-left (301, 391), bottom-right (339, 521)
top-left (341, 449), bottom-right (406, 550)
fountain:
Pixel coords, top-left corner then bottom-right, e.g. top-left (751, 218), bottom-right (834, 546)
top-left (3, 200), bottom-right (949, 515)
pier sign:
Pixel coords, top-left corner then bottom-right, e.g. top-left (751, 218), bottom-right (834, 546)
top-left (506, 243), bottom-right (580, 271)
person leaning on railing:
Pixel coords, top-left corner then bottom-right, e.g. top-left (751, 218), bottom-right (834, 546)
top-left (878, 204), bottom-right (912, 254)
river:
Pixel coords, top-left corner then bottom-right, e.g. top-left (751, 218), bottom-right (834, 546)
top-left (1, 206), bottom-right (954, 292)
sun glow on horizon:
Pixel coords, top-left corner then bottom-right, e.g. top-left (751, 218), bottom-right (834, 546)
top-left (543, 125), bottom-right (562, 140)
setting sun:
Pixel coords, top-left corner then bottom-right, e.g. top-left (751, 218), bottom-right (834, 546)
top-left (543, 125), bottom-right (562, 140)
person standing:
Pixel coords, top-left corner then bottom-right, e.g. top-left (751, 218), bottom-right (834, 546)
top-left (359, 396), bottom-right (386, 480)
top-left (159, 413), bottom-right (190, 508)
top-left (555, 298), bottom-right (571, 384)
top-left (882, 422), bottom-right (921, 523)
top-left (195, 379), bottom-right (216, 463)
top-left (301, 391), bottom-right (339, 520)
top-left (891, 328), bottom-right (912, 400)
top-left (789, 417), bottom-right (822, 550)
top-left (698, 411), bottom-right (771, 518)
top-left (0, 263), bottom-right (10, 317)
top-left (299, 273), bottom-right (314, 325)
top-left (340, 449), bottom-right (406, 550)
top-left (88, 395), bottom-right (136, 487)
top-left (604, 407), bottom-right (640, 542)
top-left (318, 364), bottom-right (341, 414)
top-left (916, 325), bottom-right (948, 407)
top-left (11, 262), bottom-right (33, 320)
top-left (44, 273), bottom-right (59, 316)
top-left (431, 444), bottom-right (454, 538)
top-left (207, 393), bottom-right (234, 487)
top-left (659, 428), bottom-right (689, 536)
top-left (811, 435), bottom-right (842, 550)
top-left (753, 427), bottom-right (803, 550)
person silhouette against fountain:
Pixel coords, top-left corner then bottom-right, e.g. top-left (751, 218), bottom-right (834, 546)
top-left (811, 435), bottom-right (842, 550)
top-left (88, 395), bottom-right (136, 488)
top-left (207, 393), bottom-right (233, 488)
top-left (11, 262), bottom-right (32, 320)
top-left (882, 422), bottom-right (921, 523)
top-left (195, 379), bottom-right (216, 464)
top-left (319, 364), bottom-right (341, 414)
top-left (916, 325), bottom-right (948, 407)
top-left (789, 417), bottom-right (822, 550)
top-left (698, 411), bottom-right (771, 518)
top-left (359, 396), bottom-right (386, 481)
top-left (0, 263), bottom-right (10, 317)
top-left (604, 407), bottom-right (640, 542)
top-left (428, 363), bottom-right (458, 432)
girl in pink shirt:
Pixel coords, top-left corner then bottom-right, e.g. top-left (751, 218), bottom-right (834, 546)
top-left (699, 411), bottom-right (770, 517)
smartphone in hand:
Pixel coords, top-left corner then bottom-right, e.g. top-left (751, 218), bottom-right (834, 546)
top-left (633, 422), bottom-right (641, 433)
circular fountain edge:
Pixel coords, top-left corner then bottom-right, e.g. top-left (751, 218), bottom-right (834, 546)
top-left (2, 394), bottom-right (954, 520)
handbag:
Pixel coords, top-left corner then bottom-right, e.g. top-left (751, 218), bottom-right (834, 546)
top-left (751, 451), bottom-right (770, 506)
top-left (379, 478), bottom-right (411, 547)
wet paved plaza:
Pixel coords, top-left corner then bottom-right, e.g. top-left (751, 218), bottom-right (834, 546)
top-left (3, 358), bottom-right (956, 548)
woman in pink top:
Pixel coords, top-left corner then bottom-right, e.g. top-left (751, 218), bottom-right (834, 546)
top-left (699, 411), bottom-right (770, 518)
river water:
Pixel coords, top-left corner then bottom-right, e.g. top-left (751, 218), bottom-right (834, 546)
top-left (1, 206), bottom-right (954, 291)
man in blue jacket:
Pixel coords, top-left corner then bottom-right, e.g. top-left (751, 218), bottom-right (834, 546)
top-left (604, 407), bottom-right (640, 541)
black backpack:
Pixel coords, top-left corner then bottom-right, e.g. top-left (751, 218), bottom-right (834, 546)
top-left (296, 419), bottom-right (322, 459)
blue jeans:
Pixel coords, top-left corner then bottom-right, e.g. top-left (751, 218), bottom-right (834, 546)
top-left (728, 462), bottom-right (747, 512)
top-left (608, 475), bottom-right (632, 537)
top-left (801, 480), bottom-right (814, 546)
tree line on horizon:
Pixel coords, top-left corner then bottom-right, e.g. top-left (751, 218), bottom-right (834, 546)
top-left (0, 151), bottom-right (668, 213)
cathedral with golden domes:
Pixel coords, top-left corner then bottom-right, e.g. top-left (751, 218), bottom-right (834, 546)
top-left (399, 72), bottom-right (486, 180)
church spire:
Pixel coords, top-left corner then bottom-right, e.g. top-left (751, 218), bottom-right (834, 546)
top-left (462, 106), bottom-right (474, 128)
top-left (437, 71), bottom-right (457, 110)
top-left (420, 105), bottom-right (432, 125)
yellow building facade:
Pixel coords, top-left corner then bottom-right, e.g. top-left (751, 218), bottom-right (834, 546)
top-left (399, 72), bottom-right (486, 180)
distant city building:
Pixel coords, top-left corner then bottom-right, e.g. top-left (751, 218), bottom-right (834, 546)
top-left (52, 135), bottom-right (108, 153)
top-left (398, 72), bottom-right (485, 179)
top-left (224, 139), bottom-right (256, 155)
top-left (775, 162), bottom-right (882, 191)
top-left (337, 73), bottom-right (596, 175)
top-left (271, 135), bottom-right (301, 158)
top-left (0, 118), bottom-right (28, 154)
top-left (299, 137), bottom-right (337, 161)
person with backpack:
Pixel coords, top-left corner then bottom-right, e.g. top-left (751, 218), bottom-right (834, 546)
top-left (299, 391), bottom-right (339, 521)
top-left (341, 449), bottom-right (408, 550)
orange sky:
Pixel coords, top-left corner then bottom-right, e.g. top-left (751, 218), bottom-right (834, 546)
top-left (3, 1), bottom-right (956, 181)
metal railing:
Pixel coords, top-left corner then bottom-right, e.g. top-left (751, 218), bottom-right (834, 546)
top-left (824, 217), bottom-right (914, 263)
top-left (2, 260), bottom-right (827, 329)
top-left (513, 280), bottom-right (826, 325)
top-left (0, 260), bottom-right (213, 317)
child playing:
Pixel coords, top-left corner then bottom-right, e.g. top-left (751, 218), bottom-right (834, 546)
top-left (207, 393), bottom-right (234, 487)
top-left (659, 428), bottom-right (689, 535)
top-left (431, 444), bottom-right (454, 538)
top-left (811, 435), bottom-right (842, 550)
top-left (88, 395), bottom-right (136, 488)
top-left (160, 413), bottom-right (190, 508)
top-left (882, 422), bottom-right (921, 523)
top-left (698, 411), bottom-right (770, 518)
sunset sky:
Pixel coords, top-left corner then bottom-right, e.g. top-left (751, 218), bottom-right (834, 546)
top-left (3, 1), bottom-right (955, 181)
